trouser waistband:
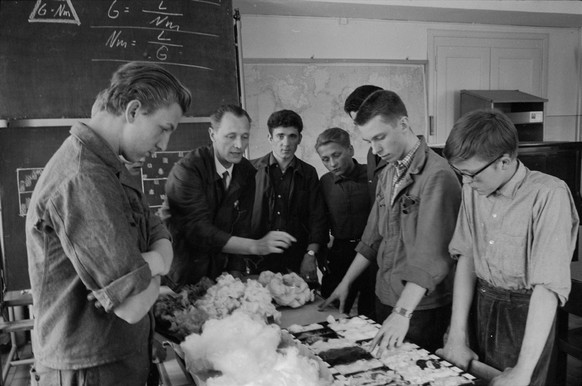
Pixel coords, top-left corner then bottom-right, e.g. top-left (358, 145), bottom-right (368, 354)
top-left (476, 278), bottom-right (532, 302)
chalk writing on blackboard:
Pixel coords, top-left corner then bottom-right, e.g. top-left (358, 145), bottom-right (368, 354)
top-left (142, 151), bottom-right (186, 208)
top-left (17, 168), bottom-right (44, 217)
top-left (90, 1), bottom-right (215, 70)
top-left (29, 0), bottom-right (81, 25)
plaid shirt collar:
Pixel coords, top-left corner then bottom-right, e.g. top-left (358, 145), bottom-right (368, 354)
top-left (393, 139), bottom-right (421, 183)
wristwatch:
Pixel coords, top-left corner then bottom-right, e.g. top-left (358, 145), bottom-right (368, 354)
top-left (306, 250), bottom-right (316, 257)
top-left (392, 306), bottom-right (413, 319)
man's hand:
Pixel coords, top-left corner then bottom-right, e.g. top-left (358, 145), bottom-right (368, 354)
top-left (490, 367), bottom-right (531, 386)
top-left (253, 231), bottom-right (296, 255)
top-left (435, 335), bottom-right (478, 371)
top-left (369, 313), bottom-right (410, 358)
top-left (300, 253), bottom-right (318, 282)
top-left (319, 280), bottom-right (350, 313)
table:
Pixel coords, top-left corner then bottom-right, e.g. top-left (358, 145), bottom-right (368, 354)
top-left (156, 296), bottom-right (498, 385)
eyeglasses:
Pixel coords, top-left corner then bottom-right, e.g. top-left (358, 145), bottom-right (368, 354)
top-left (449, 154), bottom-right (503, 180)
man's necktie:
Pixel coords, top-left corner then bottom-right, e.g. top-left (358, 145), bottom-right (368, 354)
top-left (222, 170), bottom-right (229, 191)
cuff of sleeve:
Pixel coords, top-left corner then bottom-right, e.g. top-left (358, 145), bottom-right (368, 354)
top-left (92, 263), bottom-right (152, 313)
top-left (212, 230), bottom-right (232, 253)
top-left (355, 242), bottom-right (377, 261)
top-left (401, 266), bottom-right (436, 294)
top-left (535, 283), bottom-right (569, 307)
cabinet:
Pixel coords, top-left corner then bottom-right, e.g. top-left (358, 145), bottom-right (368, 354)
top-left (460, 90), bottom-right (547, 142)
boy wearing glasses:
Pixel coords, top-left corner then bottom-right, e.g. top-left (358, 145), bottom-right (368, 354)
top-left (439, 109), bottom-right (579, 386)
top-left (321, 90), bottom-right (461, 354)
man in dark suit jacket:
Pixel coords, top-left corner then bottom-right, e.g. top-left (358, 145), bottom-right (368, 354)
top-left (160, 105), bottom-right (295, 288)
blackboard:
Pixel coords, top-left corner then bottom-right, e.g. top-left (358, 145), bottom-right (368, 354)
top-left (0, 120), bottom-right (211, 291)
top-left (0, 0), bottom-right (239, 119)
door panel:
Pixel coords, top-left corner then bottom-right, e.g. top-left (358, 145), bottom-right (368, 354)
top-left (434, 45), bottom-right (489, 144)
top-left (491, 47), bottom-right (543, 96)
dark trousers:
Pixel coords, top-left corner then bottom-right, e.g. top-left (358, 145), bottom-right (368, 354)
top-left (375, 297), bottom-right (451, 353)
top-left (474, 279), bottom-right (555, 386)
top-left (320, 239), bottom-right (376, 319)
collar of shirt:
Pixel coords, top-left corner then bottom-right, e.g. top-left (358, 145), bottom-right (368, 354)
top-left (393, 139), bottom-right (421, 181)
top-left (214, 152), bottom-right (233, 179)
top-left (333, 159), bottom-right (361, 183)
top-left (492, 159), bottom-right (525, 199)
top-left (268, 152), bottom-right (296, 172)
top-left (71, 122), bottom-right (123, 176)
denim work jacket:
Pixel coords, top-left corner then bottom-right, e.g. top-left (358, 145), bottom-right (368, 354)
top-left (356, 138), bottom-right (461, 310)
top-left (160, 145), bottom-right (257, 288)
top-left (26, 122), bottom-right (169, 369)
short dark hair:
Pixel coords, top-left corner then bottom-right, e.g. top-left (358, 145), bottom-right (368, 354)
top-left (443, 109), bottom-right (519, 163)
top-left (209, 104), bottom-right (251, 129)
top-left (354, 90), bottom-right (408, 127)
top-left (102, 61), bottom-right (192, 116)
top-left (315, 127), bottom-right (351, 150)
top-left (267, 110), bottom-right (303, 134)
top-left (344, 85), bottom-right (383, 115)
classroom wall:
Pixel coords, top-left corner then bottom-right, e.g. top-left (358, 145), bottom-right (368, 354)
top-left (238, 14), bottom-right (582, 144)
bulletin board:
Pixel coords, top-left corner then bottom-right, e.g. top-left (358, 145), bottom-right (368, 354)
top-left (243, 59), bottom-right (428, 177)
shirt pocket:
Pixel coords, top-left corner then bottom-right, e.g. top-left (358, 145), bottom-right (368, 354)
top-left (496, 234), bottom-right (527, 280)
top-left (400, 194), bottom-right (420, 215)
